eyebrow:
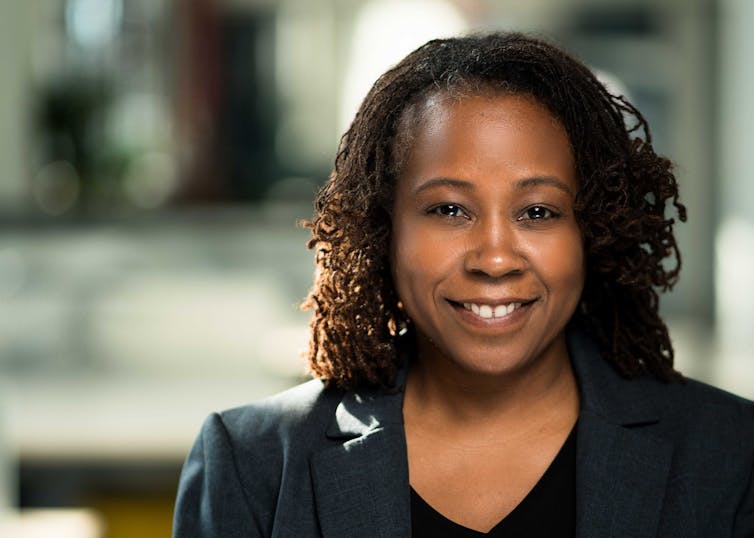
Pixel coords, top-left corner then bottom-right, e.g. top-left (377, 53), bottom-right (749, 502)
top-left (515, 176), bottom-right (574, 196)
top-left (412, 177), bottom-right (474, 195)
top-left (412, 176), bottom-right (574, 196)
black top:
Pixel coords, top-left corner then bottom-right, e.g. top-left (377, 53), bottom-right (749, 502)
top-left (410, 424), bottom-right (577, 537)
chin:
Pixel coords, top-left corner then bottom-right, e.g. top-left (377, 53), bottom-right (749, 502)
top-left (449, 352), bottom-right (534, 378)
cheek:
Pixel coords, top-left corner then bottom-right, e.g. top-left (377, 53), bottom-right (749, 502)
top-left (390, 225), bottom-right (451, 309)
top-left (537, 231), bottom-right (585, 292)
top-left (520, 226), bottom-right (583, 278)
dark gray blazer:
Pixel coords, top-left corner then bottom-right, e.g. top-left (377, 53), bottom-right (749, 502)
top-left (173, 332), bottom-right (754, 537)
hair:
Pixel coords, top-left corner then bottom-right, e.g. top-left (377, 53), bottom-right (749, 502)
top-left (301, 32), bottom-right (687, 389)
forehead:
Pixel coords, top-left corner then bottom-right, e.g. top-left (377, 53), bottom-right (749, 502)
top-left (417, 91), bottom-right (567, 143)
top-left (397, 93), bottom-right (576, 189)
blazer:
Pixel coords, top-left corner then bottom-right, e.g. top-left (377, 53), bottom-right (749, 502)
top-left (173, 331), bottom-right (754, 537)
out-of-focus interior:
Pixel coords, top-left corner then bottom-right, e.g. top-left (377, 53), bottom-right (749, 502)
top-left (1, 0), bottom-right (752, 535)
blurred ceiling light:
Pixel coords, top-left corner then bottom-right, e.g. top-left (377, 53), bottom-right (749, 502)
top-left (340, 0), bottom-right (467, 132)
top-left (65, 0), bottom-right (123, 49)
top-left (32, 160), bottom-right (80, 216)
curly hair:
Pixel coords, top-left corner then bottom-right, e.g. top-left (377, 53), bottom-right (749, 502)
top-left (301, 32), bottom-right (686, 389)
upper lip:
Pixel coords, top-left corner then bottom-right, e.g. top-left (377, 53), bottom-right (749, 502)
top-left (448, 297), bottom-right (537, 306)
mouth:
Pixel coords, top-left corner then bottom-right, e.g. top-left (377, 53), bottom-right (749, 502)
top-left (447, 298), bottom-right (537, 321)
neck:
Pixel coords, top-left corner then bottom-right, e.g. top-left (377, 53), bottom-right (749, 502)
top-left (403, 336), bottom-right (579, 435)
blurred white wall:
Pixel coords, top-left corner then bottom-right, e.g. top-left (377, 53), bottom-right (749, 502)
top-left (716, 0), bottom-right (754, 394)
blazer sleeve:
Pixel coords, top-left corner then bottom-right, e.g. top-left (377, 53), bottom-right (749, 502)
top-left (173, 413), bottom-right (260, 538)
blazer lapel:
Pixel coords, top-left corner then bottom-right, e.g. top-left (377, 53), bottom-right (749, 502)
top-left (310, 386), bottom-right (410, 538)
top-left (569, 330), bottom-right (674, 538)
top-left (575, 409), bottom-right (673, 537)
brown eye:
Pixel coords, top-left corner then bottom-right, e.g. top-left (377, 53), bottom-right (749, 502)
top-left (430, 204), bottom-right (468, 218)
top-left (522, 206), bottom-right (555, 220)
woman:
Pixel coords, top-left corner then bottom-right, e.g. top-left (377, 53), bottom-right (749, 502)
top-left (173, 33), bottom-right (754, 537)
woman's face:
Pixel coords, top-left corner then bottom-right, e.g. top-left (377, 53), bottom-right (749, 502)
top-left (390, 93), bottom-right (584, 377)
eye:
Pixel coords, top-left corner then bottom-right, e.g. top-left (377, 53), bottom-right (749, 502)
top-left (428, 204), bottom-right (469, 219)
top-left (520, 205), bottom-right (558, 221)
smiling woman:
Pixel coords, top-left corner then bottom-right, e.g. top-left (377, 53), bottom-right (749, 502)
top-left (173, 33), bottom-right (754, 537)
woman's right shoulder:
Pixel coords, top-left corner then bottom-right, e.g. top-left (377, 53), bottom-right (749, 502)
top-left (174, 379), bottom-right (346, 536)
top-left (199, 378), bottom-right (344, 453)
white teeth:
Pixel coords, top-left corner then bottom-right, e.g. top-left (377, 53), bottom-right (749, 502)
top-left (462, 302), bottom-right (522, 319)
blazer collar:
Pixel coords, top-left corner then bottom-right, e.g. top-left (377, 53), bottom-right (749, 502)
top-left (324, 363), bottom-right (408, 439)
top-left (312, 370), bottom-right (410, 538)
top-left (568, 329), bottom-right (674, 538)
top-left (568, 329), bottom-right (663, 426)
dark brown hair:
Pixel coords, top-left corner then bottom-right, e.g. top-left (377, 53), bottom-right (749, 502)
top-left (301, 32), bottom-right (686, 389)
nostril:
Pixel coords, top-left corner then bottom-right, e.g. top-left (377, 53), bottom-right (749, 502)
top-left (463, 240), bottom-right (526, 278)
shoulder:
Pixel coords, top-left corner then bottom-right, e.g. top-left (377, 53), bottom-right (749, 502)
top-left (641, 378), bottom-right (754, 531)
top-left (666, 376), bottom-right (754, 413)
top-left (661, 380), bottom-right (754, 460)
top-left (613, 373), bottom-right (754, 500)
top-left (189, 378), bottom-right (347, 490)
top-left (571, 328), bottom-right (754, 443)
top-left (647, 376), bottom-right (754, 450)
top-left (207, 378), bottom-right (344, 454)
top-left (173, 379), bottom-right (345, 536)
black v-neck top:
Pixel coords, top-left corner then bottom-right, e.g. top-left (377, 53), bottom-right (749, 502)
top-left (410, 425), bottom-right (577, 537)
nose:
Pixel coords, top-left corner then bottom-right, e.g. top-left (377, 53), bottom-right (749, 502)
top-left (463, 218), bottom-right (525, 278)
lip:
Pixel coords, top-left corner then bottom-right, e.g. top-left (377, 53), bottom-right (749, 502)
top-left (446, 297), bottom-right (537, 330)
top-left (451, 296), bottom-right (536, 306)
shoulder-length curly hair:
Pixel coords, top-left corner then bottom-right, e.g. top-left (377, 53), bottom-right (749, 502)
top-left (301, 32), bottom-right (686, 389)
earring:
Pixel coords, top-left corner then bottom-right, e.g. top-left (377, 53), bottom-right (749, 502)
top-left (397, 301), bottom-right (412, 335)
top-left (389, 300), bottom-right (412, 337)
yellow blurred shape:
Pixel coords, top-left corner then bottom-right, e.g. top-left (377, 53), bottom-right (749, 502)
top-left (90, 494), bottom-right (175, 538)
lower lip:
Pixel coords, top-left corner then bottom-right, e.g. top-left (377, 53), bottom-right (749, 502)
top-left (448, 300), bottom-right (534, 330)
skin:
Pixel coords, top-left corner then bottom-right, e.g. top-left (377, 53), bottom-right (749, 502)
top-left (391, 93), bottom-right (584, 531)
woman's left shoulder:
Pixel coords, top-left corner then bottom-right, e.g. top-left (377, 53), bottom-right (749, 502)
top-left (660, 376), bottom-right (754, 420)
top-left (645, 375), bottom-right (754, 450)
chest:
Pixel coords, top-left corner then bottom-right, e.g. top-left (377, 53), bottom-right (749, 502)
top-left (406, 424), bottom-right (575, 532)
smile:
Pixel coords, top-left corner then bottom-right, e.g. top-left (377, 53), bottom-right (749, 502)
top-left (462, 302), bottom-right (522, 319)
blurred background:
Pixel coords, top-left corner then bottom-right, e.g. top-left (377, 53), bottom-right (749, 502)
top-left (0, 0), bottom-right (752, 535)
